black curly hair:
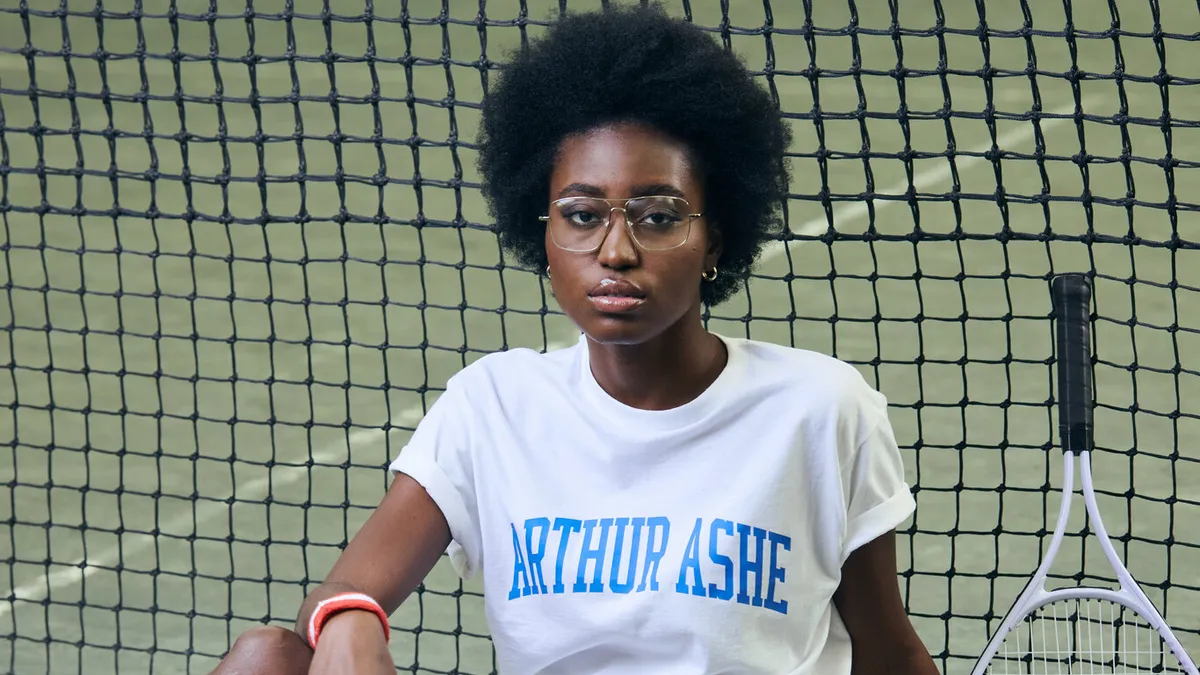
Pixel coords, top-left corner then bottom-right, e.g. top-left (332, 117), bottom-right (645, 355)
top-left (477, 3), bottom-right (792, 306)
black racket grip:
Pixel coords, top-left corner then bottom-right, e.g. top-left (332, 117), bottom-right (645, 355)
top-left (1052, 274), bottom-right (1093, 455)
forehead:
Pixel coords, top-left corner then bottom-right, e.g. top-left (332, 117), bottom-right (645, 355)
top-left (550, 122), bottom-right (699, 192)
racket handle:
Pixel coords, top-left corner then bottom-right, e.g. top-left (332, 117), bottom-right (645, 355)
top-left (1052, 273), bottom-right (1094, 455)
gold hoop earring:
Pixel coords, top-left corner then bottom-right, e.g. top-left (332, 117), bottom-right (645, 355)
top-left (701, 267), bottom-right (718, 282)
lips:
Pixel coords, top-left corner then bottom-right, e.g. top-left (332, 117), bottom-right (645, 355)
top-left (587, 278), bottom-right (647, 314)
top-left (588, 278), bottom-right (647, 298)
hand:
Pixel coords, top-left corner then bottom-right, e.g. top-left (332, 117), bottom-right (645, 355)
top-left (306, 610), bottom-right (395, 675)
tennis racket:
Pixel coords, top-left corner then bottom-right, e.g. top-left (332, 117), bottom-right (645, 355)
top-left (970, 273), bottom-right (1198, 675)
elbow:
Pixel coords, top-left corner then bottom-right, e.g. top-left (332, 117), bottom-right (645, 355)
top-left (851, 633), bottom-right (939, 675)
top-left (891, 640), bottom-right (940, 675)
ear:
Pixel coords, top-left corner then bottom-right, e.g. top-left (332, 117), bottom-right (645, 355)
top-left (703, 221), bottom-right (724, 270)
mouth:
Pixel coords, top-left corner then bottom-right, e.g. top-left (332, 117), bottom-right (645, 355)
top-left (587, 278), bottom-right (647, 314)
top-left (587, 295), bottom-right (647, 313)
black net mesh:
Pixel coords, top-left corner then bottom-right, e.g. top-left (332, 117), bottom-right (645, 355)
top-left (1, 0), bottom-right (1198, 673)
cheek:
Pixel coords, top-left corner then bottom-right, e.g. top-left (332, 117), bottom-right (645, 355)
top-left (685, 227), bottom-right (713, 259)
top-left (544, 231), bottom-right (565, 273)
top-left (680, 238), bottom-right (710, 273)
top-left (661, 255), bottom-right (705, 298)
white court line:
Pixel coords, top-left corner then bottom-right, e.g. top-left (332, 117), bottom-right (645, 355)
top-left (0, 99), bottom-right (1092, 618)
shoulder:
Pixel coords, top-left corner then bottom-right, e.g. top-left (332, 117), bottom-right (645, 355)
top-left (447, 339), bottom-right (582, 395)
top-left (731, 337), bottom-right (882, 403)
top-left (725, 336), bottom-right (888, 433)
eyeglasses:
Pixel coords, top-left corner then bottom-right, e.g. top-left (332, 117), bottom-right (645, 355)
top-left (539, 196), bottom-right (703, 252)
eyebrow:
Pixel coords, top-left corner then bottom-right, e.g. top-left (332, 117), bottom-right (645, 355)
top-left (630, 183), bottom-right (686, 199)
top-left (556, 183), bottom-right (606, 198)
top-left (555, 183), bottom-right (687, 199)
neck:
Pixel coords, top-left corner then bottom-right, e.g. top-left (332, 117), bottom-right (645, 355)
top-left (585, 306), bottom-right (728, 411)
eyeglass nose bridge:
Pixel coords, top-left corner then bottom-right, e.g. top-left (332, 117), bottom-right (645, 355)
top-left (604, 204), bottom-right (635, 231)
top-left (598, 203), bottom-right (691, 251)
top-left (590, 205), bottom-right (640, 250)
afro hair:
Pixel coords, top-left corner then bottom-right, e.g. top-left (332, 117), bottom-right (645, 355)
top-left (476, 3), bottom-right (792, 306)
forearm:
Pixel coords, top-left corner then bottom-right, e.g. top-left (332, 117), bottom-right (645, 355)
top-left (307, 609), bottom-right (394, 675)
top-left (296, 584), bottom-right (395, 675)
top-left (293, 474), bottom-right (451, 638)
top-left (293, 580), bottom-right (367, 638)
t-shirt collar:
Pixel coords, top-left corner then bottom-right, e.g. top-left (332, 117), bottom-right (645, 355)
top-left (574, 331), bottom-right (745, 435)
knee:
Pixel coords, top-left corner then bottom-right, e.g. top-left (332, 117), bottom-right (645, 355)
top-left (231, 625), bottom-right (309, 658)
top-left (210, 625), bottom-right (312, 675)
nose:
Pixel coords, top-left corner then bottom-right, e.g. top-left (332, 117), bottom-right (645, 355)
top-left (596, 206), bottom-right (639, 270)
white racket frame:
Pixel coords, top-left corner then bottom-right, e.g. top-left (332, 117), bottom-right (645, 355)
top-left (970, 447), bottom-right (1199, 675)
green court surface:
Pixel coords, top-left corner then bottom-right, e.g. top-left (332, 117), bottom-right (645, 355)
top-left (1, 0), bottom-right (1199, 673)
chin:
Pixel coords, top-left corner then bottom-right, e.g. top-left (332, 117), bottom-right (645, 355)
top-left (577, 316), bottom-right (662, 346)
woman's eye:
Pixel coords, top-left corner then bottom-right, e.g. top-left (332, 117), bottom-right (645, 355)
top-left (638, 212), bottom-right (681, 228)
top-left (566, 211), bottom-right (602, 227)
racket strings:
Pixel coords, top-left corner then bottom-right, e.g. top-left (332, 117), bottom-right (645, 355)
top-left (992, 598), bottom-right (1185, 674)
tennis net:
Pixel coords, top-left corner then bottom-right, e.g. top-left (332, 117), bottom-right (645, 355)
top-left (2, 0), bottom-right (1199, 673)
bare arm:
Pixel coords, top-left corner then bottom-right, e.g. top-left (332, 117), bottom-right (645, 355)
top-left (300, 472), bottom-right (452, 674)
top-left (296, 471), bottom-right (451, 628)
top-left (834, 531), bottom-right (940, 675)
top-left (207, 473), bottom-right (450, 675)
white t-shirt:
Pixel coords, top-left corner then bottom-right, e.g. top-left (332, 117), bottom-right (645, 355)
top-left (389, 333), bottom-right (915, 675)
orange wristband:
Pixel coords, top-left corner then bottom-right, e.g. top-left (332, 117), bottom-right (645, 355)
top-left (306, 592), bottom-right (391, 650)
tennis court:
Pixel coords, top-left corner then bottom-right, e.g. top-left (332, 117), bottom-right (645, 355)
top-left (1, 0), bottom-right (1198, 673)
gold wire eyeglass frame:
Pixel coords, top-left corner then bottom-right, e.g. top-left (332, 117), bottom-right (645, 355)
top-left (538, 195), bottom-right (704, 252)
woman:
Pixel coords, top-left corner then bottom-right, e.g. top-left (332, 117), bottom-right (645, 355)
top-left (211, 5), bottom-right (939, 674)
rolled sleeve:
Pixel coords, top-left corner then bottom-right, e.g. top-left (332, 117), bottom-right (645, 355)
top-left (389, 378), bottom-right (482, 580)
top-left (840, 395), bottom-right (916, 563)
